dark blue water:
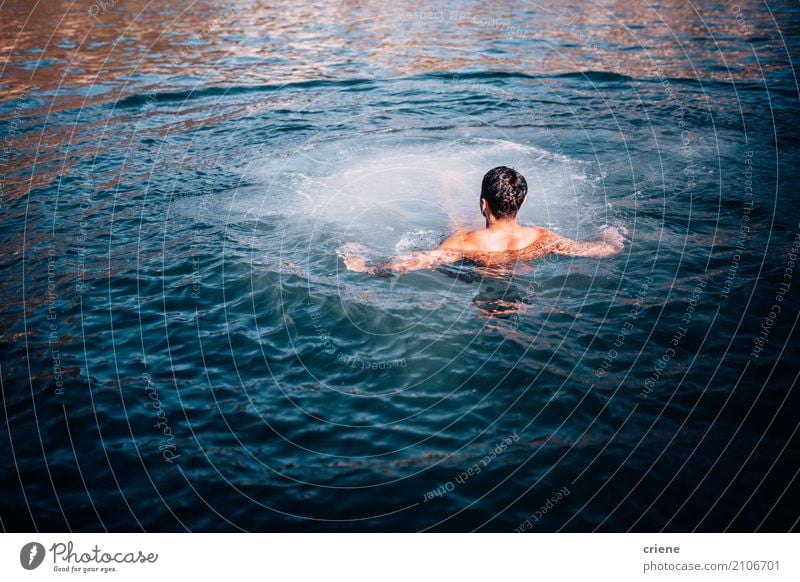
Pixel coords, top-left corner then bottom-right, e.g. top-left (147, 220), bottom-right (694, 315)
top-left (2, 0), bottom-right (800, 531)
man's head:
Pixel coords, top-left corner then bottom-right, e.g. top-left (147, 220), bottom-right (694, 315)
top-left (480, 166), bottom-right (528, 220)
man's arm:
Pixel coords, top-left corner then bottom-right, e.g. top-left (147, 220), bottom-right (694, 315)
top-left (543, 227), bottom-right (624, 258)
top-left (377, 248), bottom-right (462, 274)
top-left (338, 235), bottom-right (466, 275)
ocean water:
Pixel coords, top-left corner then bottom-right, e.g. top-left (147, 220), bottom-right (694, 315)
top-left (1, 0), bottom-right (799, 531)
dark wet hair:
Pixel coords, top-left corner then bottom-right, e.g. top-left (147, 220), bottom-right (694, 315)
top-left (480, 166), bottom-right (527, 219)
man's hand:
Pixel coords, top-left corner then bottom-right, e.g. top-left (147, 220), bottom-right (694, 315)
top-left (599, 226), bottom-right (626, 253)
top-left (337, 243), bottom-right (373, 273)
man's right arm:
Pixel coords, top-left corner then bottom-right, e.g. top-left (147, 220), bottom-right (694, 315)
top-left (338, 234), bottom-right (467, 275)
top-left (543, 227), bottom-right (625, 258)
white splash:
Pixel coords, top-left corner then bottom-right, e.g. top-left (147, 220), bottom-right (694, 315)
top-left (179, 137), bottom-right (607, 252)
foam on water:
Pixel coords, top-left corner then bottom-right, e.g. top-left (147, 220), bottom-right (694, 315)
top-left (181, 137), bottom-right (611, 256)
top-left (394, 229), bottom-right (442, 254)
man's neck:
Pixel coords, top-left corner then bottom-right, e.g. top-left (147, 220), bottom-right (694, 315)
top-left (485, 215), bottom-right (520, 230)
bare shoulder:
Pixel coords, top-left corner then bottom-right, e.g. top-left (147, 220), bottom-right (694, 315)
top-left (533, 227), bottom-right (575, 249)
top-left (439, 229), bottom-right (481, 251)
top-left (532, 226), bottom-right (558, 241)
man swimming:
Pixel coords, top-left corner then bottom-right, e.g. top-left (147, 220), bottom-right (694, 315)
top-left (339, 166), bottom-right (624, 275)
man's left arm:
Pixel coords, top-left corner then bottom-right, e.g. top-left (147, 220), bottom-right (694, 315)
top-left (542, 227), bottom-right (625, 258)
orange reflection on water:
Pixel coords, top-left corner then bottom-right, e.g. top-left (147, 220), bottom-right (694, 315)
top-left (0, 0), bottom-right (791, 117)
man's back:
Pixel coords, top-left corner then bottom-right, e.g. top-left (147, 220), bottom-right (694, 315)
top-left (440, 224), bottom-right (543, 253)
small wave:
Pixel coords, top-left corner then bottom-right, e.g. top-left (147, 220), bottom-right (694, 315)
top-left (553, 70), bottom-right (633, 83)
top-left (417, 70), bottom-right (540, 82)
top-left (418, 69), bottom-right (633, 84)
top-left (112, 70), bottom-right (637, 112)
top-left (113, 78), bottom-right (374, 109)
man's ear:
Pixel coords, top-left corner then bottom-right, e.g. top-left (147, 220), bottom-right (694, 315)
top-left (480, 198), bottom-right (487, 216)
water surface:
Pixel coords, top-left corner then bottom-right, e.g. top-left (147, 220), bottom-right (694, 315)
top-left (1, 0), bottom-right (799, 531)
